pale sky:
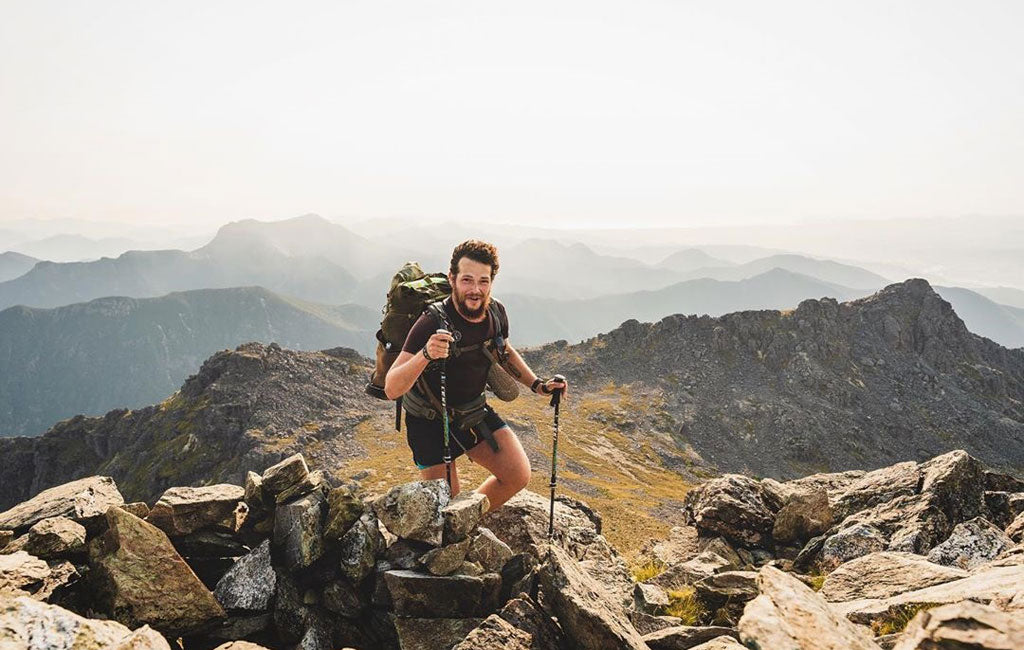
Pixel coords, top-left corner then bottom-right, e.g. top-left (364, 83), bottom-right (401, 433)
top-left (1, 1), bottom-right (1022, 228)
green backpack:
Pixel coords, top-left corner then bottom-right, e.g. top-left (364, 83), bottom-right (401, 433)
top-left (366, 261), bottom-right (451, 404)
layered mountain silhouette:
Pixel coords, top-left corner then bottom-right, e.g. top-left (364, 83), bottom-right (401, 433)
top-left (2, 279), bottom-right (1021, 514)
top-left (0, 251), bottom-right (39, 283)
top-left (0, 286), bottom-right (376, 437)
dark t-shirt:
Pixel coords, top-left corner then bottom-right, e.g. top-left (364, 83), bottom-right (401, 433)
top-left (402, 298), bottom-right (509, 404)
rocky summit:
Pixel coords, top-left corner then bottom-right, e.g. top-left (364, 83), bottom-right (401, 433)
top-left (527, 278), bottom-right (1024, 478)
top-left (0, 449), bottom-right (1021, 649)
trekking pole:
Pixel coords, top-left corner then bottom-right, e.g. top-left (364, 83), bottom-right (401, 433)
top-left (547, 374), bottom-right (566, 539)
top-left (438, 329), bottom-right (453, 492)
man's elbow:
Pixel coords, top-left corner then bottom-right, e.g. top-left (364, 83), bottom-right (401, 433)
top-left (383, 373), bottom-right (403, 400)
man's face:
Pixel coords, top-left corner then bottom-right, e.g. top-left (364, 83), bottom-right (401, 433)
top-left (449, 257), bottom-right (493, 319)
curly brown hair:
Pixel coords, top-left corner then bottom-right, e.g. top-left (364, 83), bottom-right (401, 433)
top-left (449, 239), bottom-right (500, 278)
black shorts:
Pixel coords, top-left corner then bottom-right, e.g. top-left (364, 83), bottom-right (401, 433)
top-left (405, 404), bottom-right (508, 469)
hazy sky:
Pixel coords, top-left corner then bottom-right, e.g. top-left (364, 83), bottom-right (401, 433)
top-left (1, 1), bottom-right (1022, 228)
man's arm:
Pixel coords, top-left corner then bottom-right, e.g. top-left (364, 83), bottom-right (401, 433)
top-left (384, 350), bottom-right (429, 400)
top-left (503, 343), bottom-right (568, 398)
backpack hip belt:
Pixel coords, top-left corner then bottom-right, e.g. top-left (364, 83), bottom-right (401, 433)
top-left (402, 384), bottom-right (500, 453)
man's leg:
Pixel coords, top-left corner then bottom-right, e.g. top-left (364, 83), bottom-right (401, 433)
top-left (465, 426), bottom-right (531, 512)
top-left (419, 461), bottom-right (461, 497)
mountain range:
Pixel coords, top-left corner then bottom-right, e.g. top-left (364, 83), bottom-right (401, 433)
top-left (0, 286), bottom-right (376, 436)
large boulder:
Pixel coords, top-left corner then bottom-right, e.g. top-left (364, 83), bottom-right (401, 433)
top-left (0, 551), bottom-right (50, 596)
top-left (338, 511), bottom-right (384, 583)
top-left (772, 488), bottom-right (833, 545)
top-left (682, 475), bottom-right (777, 549)
top-left (836, 563), bottom-right (1024, 627)
top-left (22, 517), bottom-right (87, 559)
top-left (373, 480), bottom-right (449, 546)
top-left (87, 505), bottom-right (225, 636)
top-left (392, 617), bottom-right (486, 650)
top-left (0, 476), bottom-right (124, 533)
top-left (925, 517), bottom-right (1014, 569)
top-left (213, 539), bottom-right (275, 612)
top-left (444, 492), bottom-right (489, 543)
top-left (272, 490), bottom-right (326, 570)
top-left (892, 601), bottom-right (1024, 650)
top-left (647, 551), bottom-right (733, 591)
top-left (384, 569), bottom-right (500, 618)
top-left (145, 485), bottom-right (246, 537)
top-left (819, 552), bottom-right (968, 602)
top-left (0, 596), bottom-right (167, 649)
top-left (738, 566), bottom-right (878, 650)
top-left (537, 544), bottom-right (648, 650)
top-left (831, 462), bottom-right (920, 521)
top-left (819, 523), bottom-right (888, 571)
top-left (454, 595), bottom-right (567, 650)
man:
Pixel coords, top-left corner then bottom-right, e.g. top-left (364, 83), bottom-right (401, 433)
top-left (385, 239), bottom-right (567, 512)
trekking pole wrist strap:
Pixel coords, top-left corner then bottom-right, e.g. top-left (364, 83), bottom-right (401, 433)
top-left (421, 347), bottom-right (434, 361)
top-left (531, 378), bottom-right (544, 394)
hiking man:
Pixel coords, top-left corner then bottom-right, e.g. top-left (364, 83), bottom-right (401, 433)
top-left (384, 239), bottom-right (568, 512)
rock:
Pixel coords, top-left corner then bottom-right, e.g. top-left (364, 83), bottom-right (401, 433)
top-left (33, 559), bottom-right (80, 602)
top-left (694, 571), bottom-right (759, 608)
top-left (120, 503), bottom-right (151, 519)
top-left (0, 551), bottom-right (50, 595)
top-left (454, 594), bottom-right (568, 650)
top-left (480, 490), bottom-right (599, 557)
top-left (892, 600), bottom-right (1024, 649)
top-left (772, 488), bottom-right (833, 544)
top-left (459, 560), bottom-right (486, 577)
top-left (648, 551), bottom-right (732, 591)
top-left (738, 565), bottom-right (878, 649)
top-left (146, 484), bottom-right (246, 537)
top-left (213, 643), bottom-right (273, 650)
top-left (499, 552), bottom-right (537, 603)
top-left (386, 538), bottom-right (431, 570)
top-left (697, 537), bottom-right (744, 568)
top-left (111, 625), bottom-right (172, 649)
top-left (983, 491), bottom-right (1015, 528)
top-left (393, 616), bottom-right (485, 650)
top-left (642, 626), bottom-right (739, 650)
top-left (820, 552), bottom-right (969, 602)
top-left (0, 595), bottom-right (138, 648)
top-left (87, 505), bottom-right (225, 636)
top-left (682, 474), bottom-right (777, 548)
top-left (339, 511), bottom-right (383, 583)
top-left (633, 582), bottom-right (670, 614)
top-left (919, 450), bottom-right (987, 526)
top-left (690, 638), bottom-right (746, 650)
top-left (835, 563), bottom-right (1024, 626)
top-left (323, 486), bottom-right (365, 542)
top-left (213, 539), bottom-right (275, 612)
top-left (832, 462), bottom-right (920, 520)
top-left (373, 480), bottom-right (449, 546)
top-left (273, 490), bottom-right (325, 570)
top-left (630, 611), bottom-right (683, 635)
top-left (261, 453), bottom-right (309, 498)
top-left (444, 492), bottom-right (490, 543)
top-left (421, 538), bottom-right (472, 576)
top-left (385, 569), bottom-right (499, 618)
top-left (22, 516), bottom-right (87, 559)
top-left (0, 476), bottom-right (124, 533)
top-left (274, 469), bottom-right (327, 505)
top-left (819, 523), bottom-right (888, 570)
top-left (468, 527), bottom-right (514, 572)
top-left (322, 578), bottom-right (363, 617)
top-left (537, 544), bottom-right (648, 650)
top-left (0, 529), bottom-right (12, 550)
top-left (1007, 511), bottom-right (1024, 542)
top-left (925, 517), bottom-right (1014, 569)
top-left (243, 471), bottom-right (266, 509)
top-left (639, 526), bottom-right (699, 566)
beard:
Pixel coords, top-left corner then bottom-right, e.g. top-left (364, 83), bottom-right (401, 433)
top-left (452, 284), bottom-right (490, 319)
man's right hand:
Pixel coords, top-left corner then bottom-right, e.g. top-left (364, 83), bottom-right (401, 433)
top-left (423, 330), bottom-right (454, 360)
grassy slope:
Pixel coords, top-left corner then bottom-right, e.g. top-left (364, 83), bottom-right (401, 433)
top-left (333, 383), bottom-right (695, 559)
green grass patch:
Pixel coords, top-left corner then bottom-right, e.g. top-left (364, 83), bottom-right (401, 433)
top-left (664, 587), bottom-right (706, 625)
top-left (872, 603), bottom-right (941, 636)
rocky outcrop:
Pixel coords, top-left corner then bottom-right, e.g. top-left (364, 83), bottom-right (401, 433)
top-left (0, 596), bottom-right (169, 649)
top-left (0, 476), bottom-right (124, 533)
top-left (892, 601), bottom-right (1024, 649)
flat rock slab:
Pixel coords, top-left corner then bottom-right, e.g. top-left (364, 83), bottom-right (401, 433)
top-left (23, 516), bottom-right (87, 558)
top-left (0, 551), bottom-right (50, 594)
top-left (0, 476), bottom-right (124, 533)
top-left (146, 484), bottom-right (246, 537)
top-left (1, 595), bottom-right (137, 648)
top-left (393, 616), bottom-right (485, 650)
top-left (820, 552), bottom-right (969, 602)
top-left (538, 544), bottom-right (648, 650)
top-left (738, 565), bottom-right (879, 650)
top-left (892, 601), bottom-right (1024, 650)
top-left (88, 506), bottom-right (225, 636)
top-left (836, 563), bottom-right (1024, 627)
top-left (385, 569), bottom-right (499, 618)
top-left (643, 625), bottom-right (738, 649)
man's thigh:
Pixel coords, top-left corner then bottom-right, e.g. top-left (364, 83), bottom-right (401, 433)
top-left (465, 426), bottom-right (531, 477)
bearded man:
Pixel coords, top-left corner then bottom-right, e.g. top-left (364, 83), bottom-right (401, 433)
top-left (384, 239), bottom-right (567, 511)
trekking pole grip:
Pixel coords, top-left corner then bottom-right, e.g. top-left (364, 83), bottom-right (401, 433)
top-left (549, 374), bottom-right (566, 407)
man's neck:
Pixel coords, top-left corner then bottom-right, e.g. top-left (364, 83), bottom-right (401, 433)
top-left (448, 296), bottom-right (487, 323)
